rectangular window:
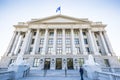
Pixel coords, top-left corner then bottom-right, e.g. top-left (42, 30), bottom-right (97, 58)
top-left (57, 30), bottom-right (62, 36)
top-left (31, 39), bottom-right (35, 44)
top-left (40, 38), bottom-right (44, 44)
top-left (57, 38), bottom-right (62, 44)
top-left (83, 32), bottom-right (86, 36)
top-left (33, 32), bottom-right (36, 36)
top-left (96, 41), bottom-right (99, 46)
top-left (86, 47), bottom-right (90, 53)
top-left (48, 38), bottom-right (53, 44)
top-left (75, 38), bottom-right (79, 44)
top-left (84, 38), bottom-right (88, 44)
top-left (9, 59), bottom-right (15, 65)
top-left (66, 47), bottom-right (71, 54)
top-left (66, 38), bottom-right (71, 44)
top-left (49, 32), bottom-right (54, 36)
top-left (65, 30), bottom-right (70, 36)
top-left (78, 58), bottom-right (84, 66)
top-left (74, 30), bottom-right (79, 36)
top-left (40, 31), bottom-right (45, 36)
top-left (38, 47), bottom-right (42, 53)
top-left (104, 59), bottom-right (110, 67)
top-left (29, 47), bottom-right (33, 52)
top-left (57, 47), bottom-right (62, 54)
top-left (48, 47), bottom-right (53, 54)
top-left (33, 58), bottom-right (40, 67)
top-left (76, 47), bottom-right (80, 53)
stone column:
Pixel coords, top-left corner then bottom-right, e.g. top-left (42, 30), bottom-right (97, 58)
top-left (103, 31), bottom-right (115, 55)
top-left (88, 29), bottom-right (96, 54)
top-left (32, 29), bottom-right (39, 55)
top-left (62, 29), bottom-right (66, 55)
top-left (10, 32), bottom-right (20, 56)
top-left (41, 29), bottom-right (48, 55)
top-left (79, 29), bottom-right (87, 55)
top-left (14, 35), bottom-right (23, 55)
top-left (53, 29), bottom-right (57, 55)
top-left (99, 31), bottom-right (110, 55)
top-left (21, 29), bottom-right (31, 55)
top-left (71, 29), bottom-right (77, 55)
top-left (92, 32), bottom-right (100, 55)
top-left (5, 31), bottom-right (17, 56)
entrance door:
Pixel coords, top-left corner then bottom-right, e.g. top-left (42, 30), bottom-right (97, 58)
top-left (44, 58), bottom-right (50, 70)
top-left (56, 58), bottom-right (62, 69)
top-left (67, 58), bottom-right (73, 69)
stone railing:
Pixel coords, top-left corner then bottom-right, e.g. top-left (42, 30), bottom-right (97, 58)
top-left (102, 67), bottom-right (120, 73)
top-left (0, 71), bottom-right (15, 80)
top-left (95, 71), bottom-right (120, 80)
top-left (0, 67), bottom-right (30, 80)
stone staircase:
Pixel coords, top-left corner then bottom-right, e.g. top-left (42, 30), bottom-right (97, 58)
top-left (18, 69), bottom-right (92, 80)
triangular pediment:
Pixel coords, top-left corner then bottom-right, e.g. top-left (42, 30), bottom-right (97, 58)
top-left (28, 15), bottom-right (90, 24)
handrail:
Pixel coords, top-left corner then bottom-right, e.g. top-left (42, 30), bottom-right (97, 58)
top-left (95, 71), bottom-right (120, 80)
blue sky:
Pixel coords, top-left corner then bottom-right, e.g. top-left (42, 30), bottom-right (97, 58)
top-left (0, 0), bottom-right (120, 59)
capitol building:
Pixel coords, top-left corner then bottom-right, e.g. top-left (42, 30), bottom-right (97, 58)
top-left (0, 15), bottom-right (119, 70)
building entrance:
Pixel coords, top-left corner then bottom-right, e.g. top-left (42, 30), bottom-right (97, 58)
top-left (56, 58), bottom-right (62, 69)
top-left (67, 58), bottom-right (73, 69)
top-left (44, 58), bottom-right (50, 70)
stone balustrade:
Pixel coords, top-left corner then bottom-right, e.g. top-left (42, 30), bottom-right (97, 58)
top-left (95, 71), bottom-right (120, 80)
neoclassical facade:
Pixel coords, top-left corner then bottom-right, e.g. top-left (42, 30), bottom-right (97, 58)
top-left (0, 15), bottom-right (119, 69)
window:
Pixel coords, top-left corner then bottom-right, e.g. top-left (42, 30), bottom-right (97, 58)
top-left (65, 30), bottom-right (70, 36)
top-left (104, 59), bottom-right (110, 67)
top-left (83, 32), bottom-right (86, 36)
top-left (84, 38), bottom-right (88, 44)
top-left (18, 49), bottom-right (21, 53)
top-left (99, 49), bottom-right (102, 53)
top-left (86, 47), bottom-right (90, 53)
top-left (57, 47), bottom-right (62, 54)
top-left (31, 39), bottom-right (35, 44)
top-left (78, 58), bottom-right (84, 66)
top-left (57, 38), bottom-right (62, 44)
top-left (40, 38), bottom-right (44, 44)
top-left (40, 31), bottom-right (45, 36)
top-left (33, 58), bottom-right (40, 67)
top-left (9, 59), bottom-right (15, 65)
top-left (29, 47), bottom-right (33, 52)
top-left (57, 30), bottom-right (62, 36)
top-left (76, 47), bottom-right (80, 53)
top-left (48, 38), bottom-right (53, 44)
top-left (49, 32), bottom-right (54, 36)
top-left (75, 38), bottom-right (79, 44)
top-left (48, 47), bottom-right (53, 54)
top-left (33, 32), bottom-right (36, 36)
top-left (74, 30), bottom-right (79, 36)
top-left (96, 41), bottom-right (99, 46)
top-left (66, 38), bottom-right (71, 44)
top-left (38, 47), bottom-right (42, 53)
top-left (66, 47), bottom-right (71, 54)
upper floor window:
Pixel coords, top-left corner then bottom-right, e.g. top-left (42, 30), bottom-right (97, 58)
top-left (104, 59), bottom-right (110, 67)
top-left (57, 30), bottom-right (62, 36)
top-left (65, 30), bottom-right (70, 36)
top-left (31, 39), bottom-right (35, 44)
top-left (86, 47), bottom-right (90, 53)
top-left (66, 47), bottom-right (71, 54)
top-left (33, 32), bottom-right (36, 36)
top-left (75, 38), bottom-right (79, 44)
top-left (38, 47), bottom-right (42, 53)
top-left (74, 30), bottom-right (79, 36)
top-left (96, 41), bottom-right (100, 46)
top-left (48, 38), bottom-right (53, 44)
top-left (40, 38), bottom-right (44, 44)
top-left (76, 47), bottom-right (80, 53)
top-left (48, 47), bottom-right (53, 54)
top-left (84, 38), bottom-right (88, 44)
top-left (29, 47), bottom-right (33, 52)
top-left (83, 32), bottom-right (86, 36)
top-left (57, 47), bottom-right (62, 54)
top-left (57, 38), bottom-right (62, 44)
top-left (66, 38), bottom-right (71, 44)
top-left (49, 32), bottom-right (54, 36)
